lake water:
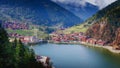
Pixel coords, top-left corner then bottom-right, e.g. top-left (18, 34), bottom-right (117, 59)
top-left (32, 43), bottom-right (120, 68)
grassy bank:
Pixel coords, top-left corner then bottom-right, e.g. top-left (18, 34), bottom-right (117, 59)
top-left (6, 29), bottom-right (49, 39)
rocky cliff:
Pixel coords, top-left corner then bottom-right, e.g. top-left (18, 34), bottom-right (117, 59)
top-left (86, 18), bottom-right (116, 44)
top-left (86, 0), bottom-right (120, 46)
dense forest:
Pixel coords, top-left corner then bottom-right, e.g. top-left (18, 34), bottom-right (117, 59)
top-left (0, 23), bottom-right (46, 68)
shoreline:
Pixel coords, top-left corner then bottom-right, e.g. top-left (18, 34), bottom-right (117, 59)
top-left (80, 42), bottom-right (120, 54)
top-left (50, 41), bottom-right (120, 54)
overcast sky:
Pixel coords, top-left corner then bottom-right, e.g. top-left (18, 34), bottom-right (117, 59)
top-left (52, 0), bottom-right (117, 9)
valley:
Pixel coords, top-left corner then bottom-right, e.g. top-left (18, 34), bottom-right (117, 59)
top-left (0, 0), bottom-right (120, 68)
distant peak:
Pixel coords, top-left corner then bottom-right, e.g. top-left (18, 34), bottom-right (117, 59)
top-left (51, 0), bottom-right (117, 9)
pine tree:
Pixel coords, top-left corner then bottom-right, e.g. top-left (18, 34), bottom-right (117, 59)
top-left (0, 23), bottom-right (13, 68)
top-left (0, 23), bottom-right (46, 68)
top-left (18, 40), bottom-right (29, 68)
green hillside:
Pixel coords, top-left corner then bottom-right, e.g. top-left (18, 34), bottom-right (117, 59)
top-left (6, 29), bottom-right (49, 39)
top-left (63, 0), bottom-right (119, 34)
top-left (65, 0), bottom-right (120, 46)
top-left (63, 24), bottom-right (89, 34)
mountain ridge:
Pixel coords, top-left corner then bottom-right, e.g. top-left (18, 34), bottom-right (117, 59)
top-left (53, 2), bottom-right (99, 20)
top-left (0, 0), bottom-right (83, 28)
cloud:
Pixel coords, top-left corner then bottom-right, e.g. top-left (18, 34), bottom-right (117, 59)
top-left (51, 0), bottom-right (117, 9)
top-left (52, 0), bottom-right (86, 7)
top-left (94, 0), bottom-right (117, 9)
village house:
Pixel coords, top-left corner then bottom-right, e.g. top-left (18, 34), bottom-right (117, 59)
top-left (36, 55), bottom-right (51, 67)
top-left (8, 33), bottom-right (41, 44)
top-left (86, 38), bottom-right (97, 45)
top-left (3, 22), bottom-right (29, 30)
top-left (96, 39), bottom-right (106, 46)
top-left (50, 31), bottom-right (109, 47)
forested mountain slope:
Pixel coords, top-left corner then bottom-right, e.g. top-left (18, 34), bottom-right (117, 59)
top-left (0, 0), bottom-right (82, 28)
